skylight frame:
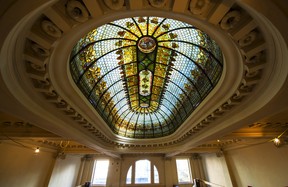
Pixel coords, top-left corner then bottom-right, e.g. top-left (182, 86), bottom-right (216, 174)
top-left (69, 16), bottom-right (223, 139)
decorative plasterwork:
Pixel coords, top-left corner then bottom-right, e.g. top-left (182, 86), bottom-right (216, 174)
top-left (197, 139), bottom-right (241, 149)
top-left (35, 139), bottom-right (94, 152)
top-left (248, 122), bottom-right (288, 129)
top-left (149, 0), bottom-right (168, 8)
top-left (104, 0), bottom-right (125, 10)
top-left (13, 0), bottom-right (270, 152)
top-left (0, 120), bottom-right (34, 127)
top-left (0, 118), bottom-right (96, 154)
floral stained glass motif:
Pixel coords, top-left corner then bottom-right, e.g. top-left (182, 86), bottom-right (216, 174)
top-left (70, 16), bottom-right (223, 139)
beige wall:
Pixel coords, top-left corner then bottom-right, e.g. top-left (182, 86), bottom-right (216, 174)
top-left (107, 157), bottom-right (122, 187)
top-left (201, 153), bottom-right (233, 187)
top-left (3, 141), bottom-right (288, 187)
top-left (0, 142), bottom-right (55, 187)
top-left (48, 154), bottom-right (82, 187)
top-left (225, 143), bottom-right (288, 187)
top-left (0, 144), bottom-right (176, 187)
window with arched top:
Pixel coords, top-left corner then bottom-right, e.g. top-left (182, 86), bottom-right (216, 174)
top-left (154, 165), bottom-right (159, 183)
top-left (135, 159), bottom-right (151, 183)
top-left (126, 159), bottom-right (160, 184)
top-left (126, 166), bottom-right (132, 184)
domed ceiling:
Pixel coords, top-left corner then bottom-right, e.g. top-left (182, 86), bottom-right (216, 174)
top-left (70, 16), bottom-right (223, 138)
top-left (1, 0), bottom-right (288, 156)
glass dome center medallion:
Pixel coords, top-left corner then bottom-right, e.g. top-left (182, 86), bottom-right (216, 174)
top-left (138, 36), bottom-right (156, 53)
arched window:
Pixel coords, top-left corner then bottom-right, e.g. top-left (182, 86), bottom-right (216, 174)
top-left (126, 166), bottom-right (132, 184)
top-left (154, 165), bottom-right (159, 183)
top-left (126, 159), bottom-right (159, 184)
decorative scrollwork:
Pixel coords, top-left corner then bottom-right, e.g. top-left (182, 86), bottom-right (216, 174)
top-left (245, 69), bottom-right (260, 78)
top-left (232, 91), bottom-right (243, 100)
top-left (238, 31), bottom-right (257, 47)
top-left (30, 62), bottom-right (46, 72)
top-left (104, 0), bottom-right (124, 10)
top-left (189, 0), bottom-right (210, 15)
top-left (41, 20), bottom-right (62, 38)
top-left (239, 82), bottom-right (253, 92)
top-left (57, 99), bottom-right (67, 107)
top-left (31, 43), bottom-right (50, 57)
top-left (220, 10), bottom-right (241, 30)
top-left (66, 0), bottom-right (89, 23)
top-left (38, 79), bottom-right (50, 86)
top-left (149, 0), bottom-right (167, 8)
top-left (246, 52), bottom-right (264, 64)
top-left (45, 90), bottom-right (58, 97)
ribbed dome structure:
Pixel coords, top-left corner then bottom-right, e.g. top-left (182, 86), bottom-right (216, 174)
top-left (70, 16), bottom-right (223, 138)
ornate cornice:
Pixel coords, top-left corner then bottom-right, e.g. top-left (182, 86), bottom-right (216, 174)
top-left (23, 0), bottom-right (267, 150)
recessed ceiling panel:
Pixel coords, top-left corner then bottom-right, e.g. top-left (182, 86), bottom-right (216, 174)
top-left (69, 16), bottom-right (223, 139)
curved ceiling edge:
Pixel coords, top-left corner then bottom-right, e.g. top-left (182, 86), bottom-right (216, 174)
top-left (49, 10), bottom-right (242, 141)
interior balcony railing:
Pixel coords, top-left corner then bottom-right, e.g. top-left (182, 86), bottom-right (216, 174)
top-left (193, 178), bottom-right (225, 187)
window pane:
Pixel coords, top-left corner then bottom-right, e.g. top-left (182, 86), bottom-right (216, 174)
top-left (176, 159), bottom-right (192, 183)
top-left (154, 165), bottom-right (159, 183)
top-left (135, 160), bottom-right (151, 184)
top-left (126, 166), bottom-right (132, 184)
top-left (91, 160), bottom-right (109, 185)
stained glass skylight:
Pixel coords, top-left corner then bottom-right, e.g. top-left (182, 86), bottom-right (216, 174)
top-left (69, 16), bottom-right (223, 139)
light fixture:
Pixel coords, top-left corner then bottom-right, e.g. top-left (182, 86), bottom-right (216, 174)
top-left (272, 128), bottom-right (288, 147)
top-left (35, 147), bottom-right (40, 153)
top-left (273, 138), bottom-right (281, 147)
top-left (57, 141), bottom-right (70, 159)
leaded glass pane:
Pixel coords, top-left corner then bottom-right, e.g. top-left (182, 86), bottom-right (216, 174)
top-left (69, 16), bottom-right (223, 138)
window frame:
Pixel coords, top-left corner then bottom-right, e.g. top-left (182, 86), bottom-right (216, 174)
top-left (125, 159), bottom-right (160, 185)
top-left (91, 159), bottom-right (110, 186)
top-left (175, 158), bottom-right (193, 184)
top-left (135, 159), bottom-right (151, 184)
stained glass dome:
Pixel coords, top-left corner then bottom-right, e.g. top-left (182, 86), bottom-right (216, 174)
top-left (69, 16), bottom-right (223, 139)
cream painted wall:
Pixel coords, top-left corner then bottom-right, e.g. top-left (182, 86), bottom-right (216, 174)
top-left (75, 155), bottom-right (123, 187)
top-left (226, 143), bottom-right (288, 187)
top-left (0, 142), bottom-right (55, 187)
top-left (201, 153), bottom-right (233, 187)
top-left (48, 154), bottom-right (82, 187)
top-left (5, 141), bottom-right (287, 187)
top-left (164, 158), bottom-right (175, 187)
top-left (107, 157), bottom-right (122, 187)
